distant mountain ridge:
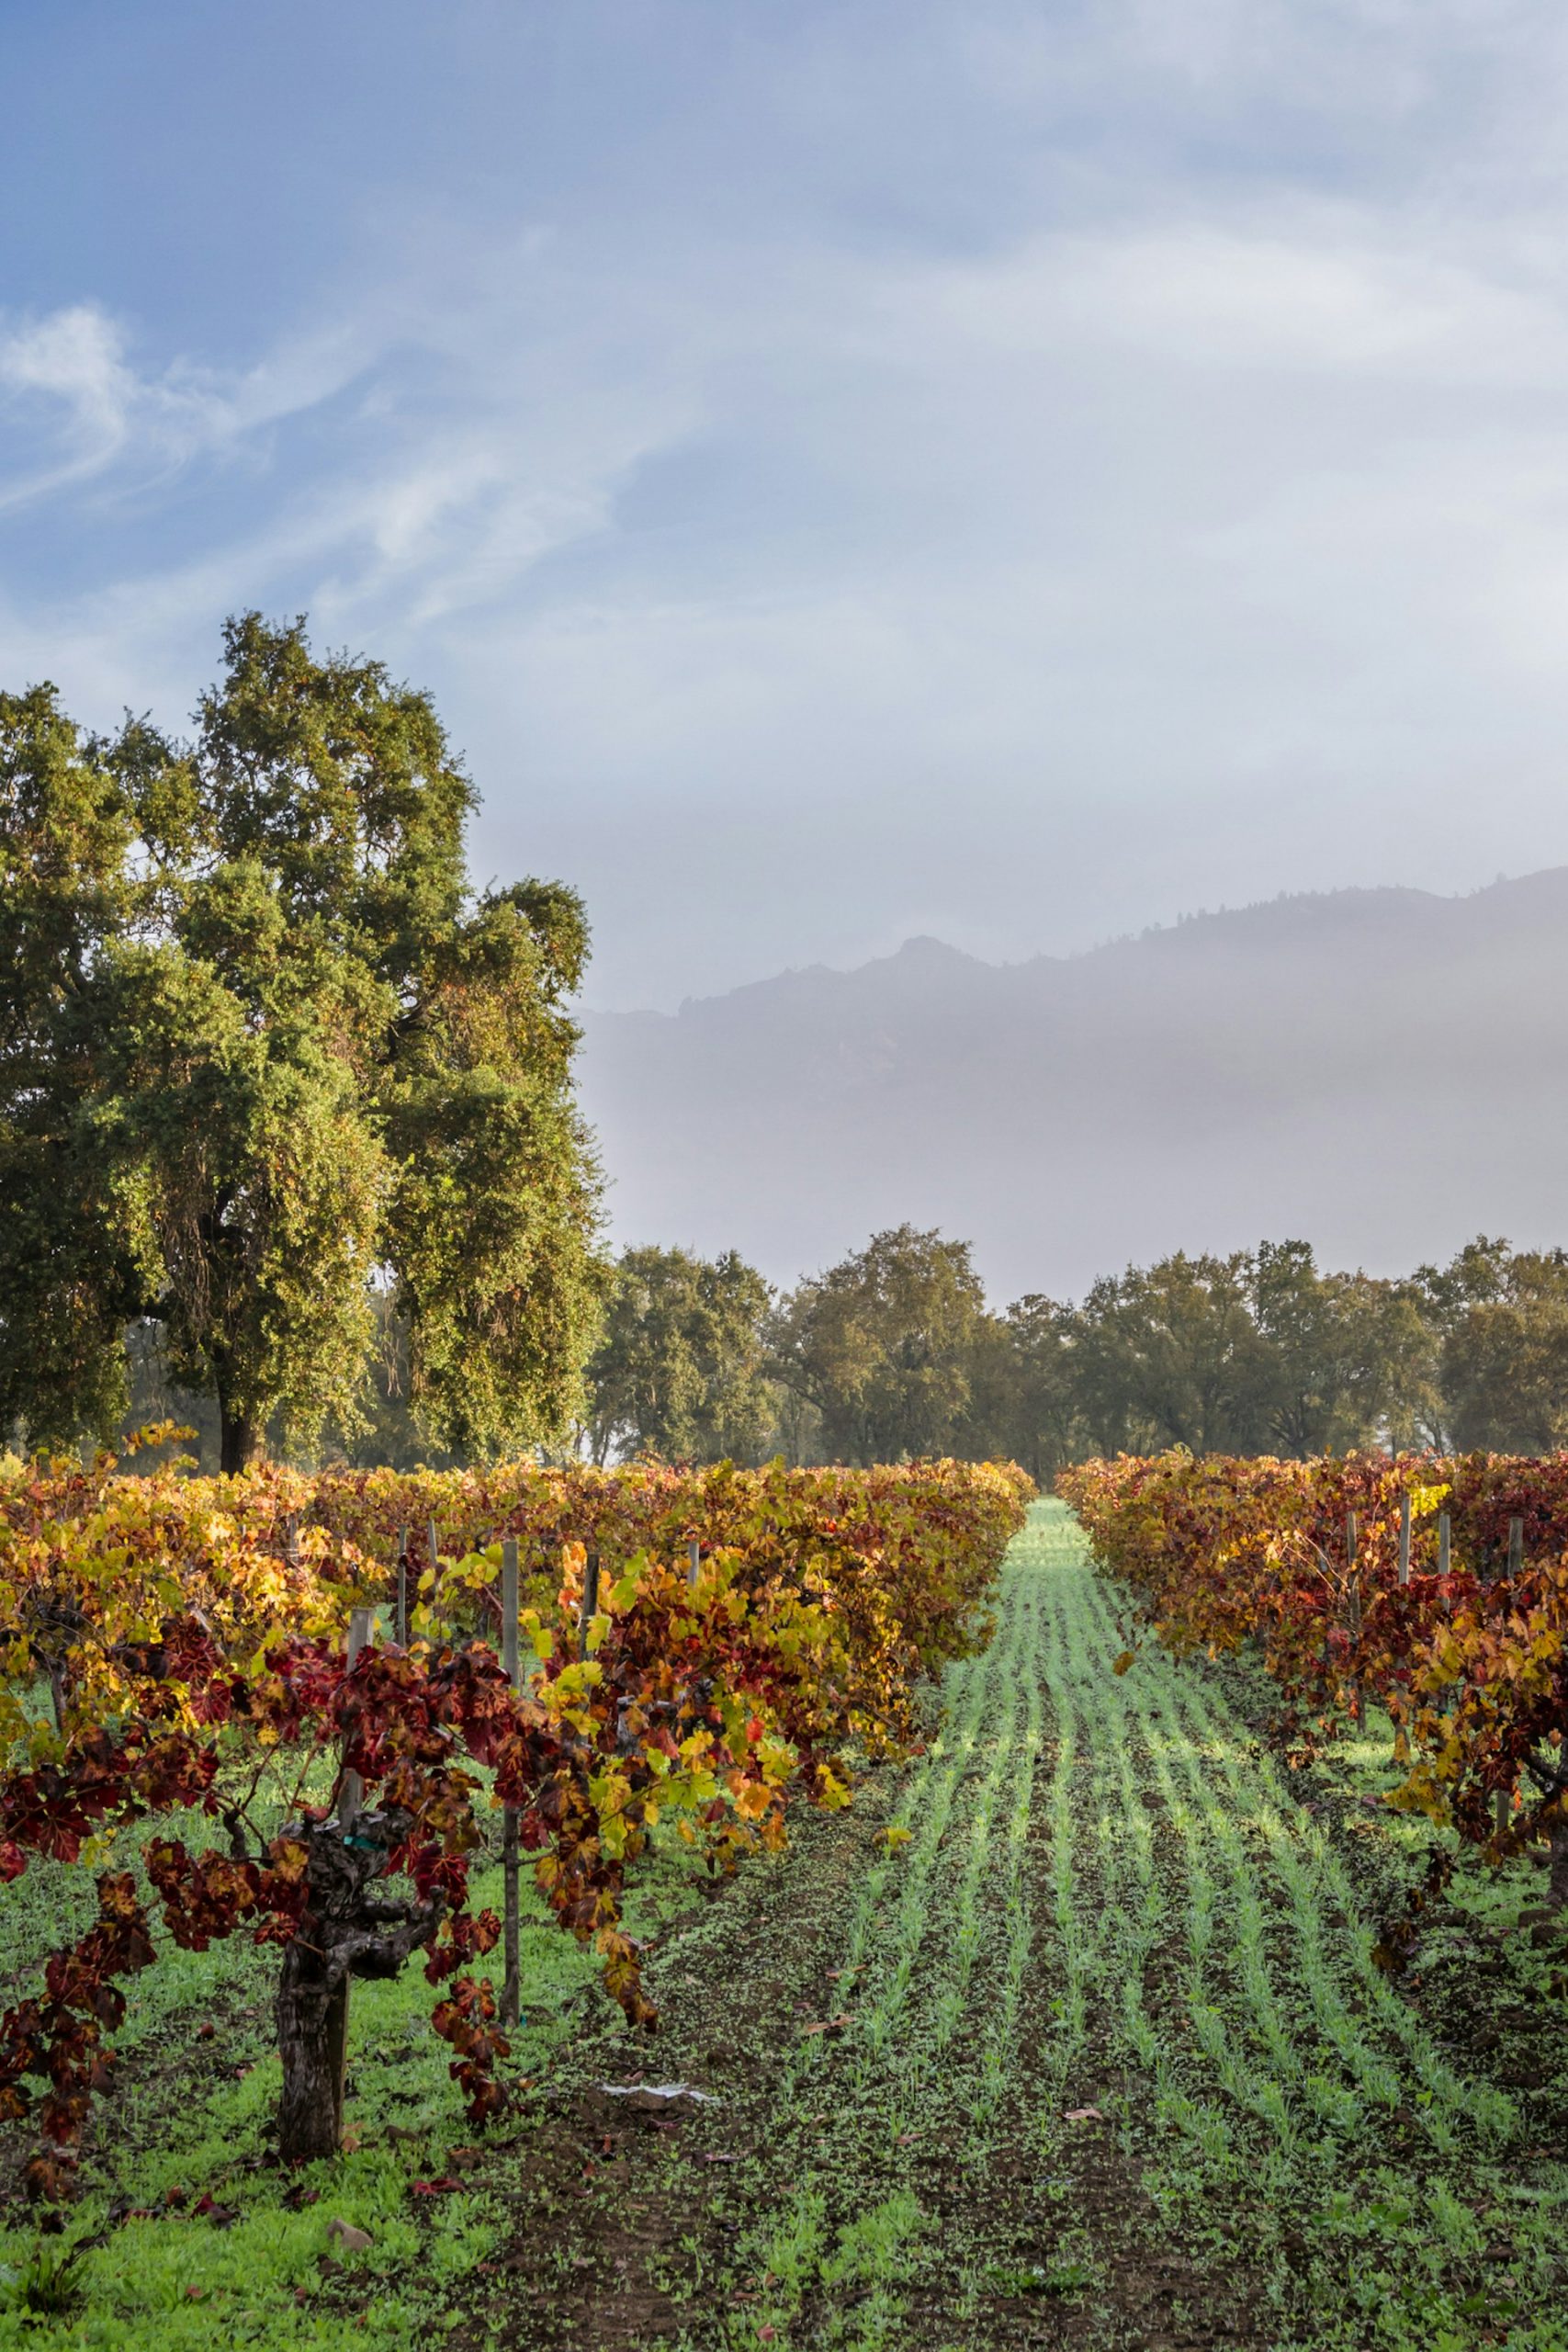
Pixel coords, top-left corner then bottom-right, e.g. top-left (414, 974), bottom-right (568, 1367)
top-left (577, 872), bottom-right (1568, 1300)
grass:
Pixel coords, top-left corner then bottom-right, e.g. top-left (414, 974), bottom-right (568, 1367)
top-left (0, 1764), bottom-right (715, 2349)
top-left (5, 1500), bottom-right (1568, 2349)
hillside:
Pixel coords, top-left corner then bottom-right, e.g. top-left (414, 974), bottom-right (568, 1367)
top-left (577, 871), bottom-right (1568, 1299)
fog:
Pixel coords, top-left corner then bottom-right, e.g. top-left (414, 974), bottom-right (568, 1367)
top-left (580, 870), bottom-right (1568, 1299)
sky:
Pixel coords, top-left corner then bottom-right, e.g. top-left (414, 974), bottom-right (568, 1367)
top-left (5, 0), bottom-right (1568, 1008)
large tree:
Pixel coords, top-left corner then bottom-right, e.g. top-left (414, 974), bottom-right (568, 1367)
top-left (1064, 1250), bottom-right (1275, 1456)
top-left (584, 1244), bottom-right (775, 1464)
top-left (976, 1294), bottom-right (1082, 1484)
top-left (0, 684), bottom-right (145, 1443)
top-left (1249, 1239), bottom-right (1436, 1454)
top-left (770, 1224), bottom-right (987, 1464)
top-left (1416, 1237), bottom-right (1568, 1453)
top-left (0, 615), bottom-right (608, 1470)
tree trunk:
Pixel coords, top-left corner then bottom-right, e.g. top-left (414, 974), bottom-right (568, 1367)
top-left (220, 1405), bottom-right (260, 1476)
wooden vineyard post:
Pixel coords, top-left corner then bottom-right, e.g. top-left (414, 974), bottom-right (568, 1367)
top-left (428, 1519), bottom-right (441, 1627)
top-left (396, 1525), bottom-right (409, 1646)
top-left (1438, 1510), bottom-right (1451, 1583)
top-left (689, 1538), bottom-right (700, 1593)
top-left (1346, 1512), bottom-right (1365, 1732)
top-left (580, 1548), bottom-right (601, 1660)
top-left (339, 1607), bottom-right (374, 1827)
top-left (1398, 1493), bottom-right (1411, 1588)
top-left (326, 1604), bottom-right (374, 2142)
top-left (501, 1537), bottom-right (522, 2028)
top-left (1495, 1520), bottom-right (1521, 1837)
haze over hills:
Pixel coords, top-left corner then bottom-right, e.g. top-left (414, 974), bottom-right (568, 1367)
top-left (577, 870), bottom-right (1568, 1302)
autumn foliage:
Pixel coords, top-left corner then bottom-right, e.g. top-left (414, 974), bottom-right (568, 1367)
top-left (1058, 1449), bottom-right (1568, 1875)
top-left (0, 1442), bottom-right (1030, 2185)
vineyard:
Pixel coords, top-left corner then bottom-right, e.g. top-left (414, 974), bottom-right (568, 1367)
top-left (2, 1452), bottom-right (1568, 2347)
top-left (1058, 1449), bottom-right (1568, 1886)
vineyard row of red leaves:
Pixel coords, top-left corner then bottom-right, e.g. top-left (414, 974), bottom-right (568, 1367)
top-left (0, 1439), bottom-right (1031, 2193)
top-left (1056, 1449), bottom-right (1568, 1882)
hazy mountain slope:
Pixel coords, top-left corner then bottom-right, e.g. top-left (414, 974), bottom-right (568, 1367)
top-left (578, 872), bottom-right (1568, 1300)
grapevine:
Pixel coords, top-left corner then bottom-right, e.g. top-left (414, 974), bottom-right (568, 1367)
top-left (0, 1453), bottom-right (1031, 2198)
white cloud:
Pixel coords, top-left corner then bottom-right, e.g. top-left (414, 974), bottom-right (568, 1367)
top-left (0, 305), bottom-right (152, 504)
top-left (910, 220), bottom-right (1568, 383)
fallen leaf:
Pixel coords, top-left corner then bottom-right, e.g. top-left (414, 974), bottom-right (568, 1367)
top-left (1065, 2106), bottom-right (1104, 2122)
top-left (411, 2177), bottom-right (464, 2197)
top-left (800, 2015), bottom-right (852, 2039)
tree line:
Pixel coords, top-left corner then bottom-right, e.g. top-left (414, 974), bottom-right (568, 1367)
top-left (581, 1227), bottom-right (1568, 1474)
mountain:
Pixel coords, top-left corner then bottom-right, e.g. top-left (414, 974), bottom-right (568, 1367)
top-left (576, 872), bottom-right (1568, 1301)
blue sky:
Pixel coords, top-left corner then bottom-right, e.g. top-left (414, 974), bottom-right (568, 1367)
top-left (5, 0), bottom-right (1568, 1004)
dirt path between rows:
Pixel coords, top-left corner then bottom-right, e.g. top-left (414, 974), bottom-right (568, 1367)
top-left (449, 1510), bottom-right (1270, 2352)
top-left (443, 1503), bottom-right (1568, 2352)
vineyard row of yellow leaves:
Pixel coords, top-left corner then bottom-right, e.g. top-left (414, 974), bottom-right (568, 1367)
top-left (0, 1432), bottom-right (1033, 1826)
top-left (0, 1440), bottom-right (1032, 2161)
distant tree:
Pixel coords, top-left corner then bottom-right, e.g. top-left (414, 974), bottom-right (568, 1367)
top-left (959, 1295), bottom-right (1081, 1482)
top-left (770, 1225), bottom-right (987, 1464)
top-left (1416, 1238), bottom-right (1568, 1452)
top-left (585, 1245), bottom-right (775, 1464)
top-left (0, 615), bottom-right (608, 1469)
top-left (1249, 1239), bottom-right (1435, 1453)
top-left (1064, 1251), bottom-right (1274, 1455)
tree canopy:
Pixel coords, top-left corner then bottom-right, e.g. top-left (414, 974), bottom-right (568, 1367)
top-left (769, 1224), bottom-right (988, 1464)
top-left (0, 614), bottom-right (607, 1469)
top-left (1415, 1238), bottom-right (1568, 1453)
top-left (584, 1244), bottom-right (775, 1464)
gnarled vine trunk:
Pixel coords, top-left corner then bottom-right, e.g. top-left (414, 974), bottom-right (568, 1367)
top-left (275, 1809), bottom-right (443, 2165)
top-left (1550, 1815), bottom-right (1568, 1910)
